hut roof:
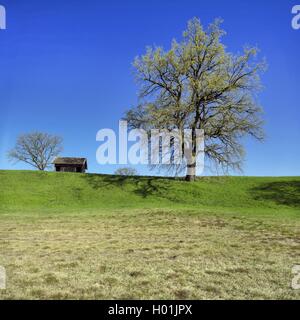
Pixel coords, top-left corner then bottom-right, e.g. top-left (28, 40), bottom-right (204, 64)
top-left (53, 157), bottom-right (88, 169)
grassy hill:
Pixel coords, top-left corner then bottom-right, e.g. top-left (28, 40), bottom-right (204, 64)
top-left (0, 170), bottom-right (299, 300)
top-left (0, 170), bottom-right (299, 215)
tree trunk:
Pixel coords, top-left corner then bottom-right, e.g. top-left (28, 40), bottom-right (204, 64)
top-left (185, 163), bottom-right (196, 182)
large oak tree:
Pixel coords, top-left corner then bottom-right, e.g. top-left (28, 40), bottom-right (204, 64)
top-left (125, 18), bottom-right (265, 181)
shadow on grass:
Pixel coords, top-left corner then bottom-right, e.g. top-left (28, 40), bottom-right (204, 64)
top-left (251, 180), bottom-right (300, 208)
top-left (133, 177), bottom-right (169, 198)
top-left (82, 174), bottom-right (171, 198)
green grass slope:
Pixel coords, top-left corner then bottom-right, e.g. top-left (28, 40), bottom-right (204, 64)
top-left (0, 170), bottom-right (299, 215)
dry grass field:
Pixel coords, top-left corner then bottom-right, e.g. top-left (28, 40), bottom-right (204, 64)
top-left (0, 209), bottom-right (299, 299)
top-left (0, 171), bottom-right (299, 299)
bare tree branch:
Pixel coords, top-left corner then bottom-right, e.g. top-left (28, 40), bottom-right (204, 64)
top-left (125, 18), bottom-right (266, 181)
top-left (8, 132), bottom-right (63, 171)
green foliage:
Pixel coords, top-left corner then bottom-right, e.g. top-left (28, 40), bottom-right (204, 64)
top-left (125, 18), bottom-right (266, 176)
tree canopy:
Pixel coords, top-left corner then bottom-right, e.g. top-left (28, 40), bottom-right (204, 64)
top-left (8, 132), bottom-right (63, 171)
top-left (125, 18), bottom-right (266, 180)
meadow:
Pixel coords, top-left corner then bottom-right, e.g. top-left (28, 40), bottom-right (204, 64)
top-left (0, 170), bottom-right (299, 299)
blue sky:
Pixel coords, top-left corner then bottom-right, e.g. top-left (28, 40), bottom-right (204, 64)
top-left (0, 0), bottom-right (299, 176)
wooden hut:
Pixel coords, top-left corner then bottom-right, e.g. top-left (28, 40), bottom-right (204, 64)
top-left (53, 157), bottom-right (88, 173)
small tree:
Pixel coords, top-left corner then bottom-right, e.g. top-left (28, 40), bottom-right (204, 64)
top-left (114, 167), bottom-right (138, 176)
top-left (125, 18), bottom-right (265, 181)
top-left (8, 132), bottom-right (63, 171)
